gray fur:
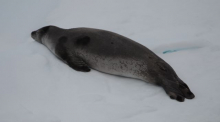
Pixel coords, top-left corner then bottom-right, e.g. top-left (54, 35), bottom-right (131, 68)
top-left (31, 25), bottom-right (195, 102)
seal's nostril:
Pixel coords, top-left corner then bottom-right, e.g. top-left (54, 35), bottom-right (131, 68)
top-left (31, 31), bottom-right (36, 35)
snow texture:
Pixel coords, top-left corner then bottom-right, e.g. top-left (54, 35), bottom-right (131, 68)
top-left (0, 0), bottom-right (220, 122)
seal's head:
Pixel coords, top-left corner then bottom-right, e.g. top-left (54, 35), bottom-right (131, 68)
top-left (31, 26), bottom-right (51, 43)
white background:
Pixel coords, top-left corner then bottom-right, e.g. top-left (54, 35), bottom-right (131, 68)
top-left (0, 0), bottom-right (220, 122)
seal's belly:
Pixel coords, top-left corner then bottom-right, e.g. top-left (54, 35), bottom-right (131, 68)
top-left (80, 52), bottom-right (149, 81)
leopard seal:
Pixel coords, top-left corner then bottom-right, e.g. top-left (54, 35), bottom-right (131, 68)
top-left (31, 25), bottom-right (195, 102)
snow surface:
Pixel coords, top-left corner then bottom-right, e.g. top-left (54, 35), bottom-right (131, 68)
top-left (0, 0), bottom-right (220, 122)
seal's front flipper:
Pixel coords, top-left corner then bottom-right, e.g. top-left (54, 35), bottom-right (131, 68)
top-left (66, 56), bottom-right (91, 72)
top-left (55, 36), bottom-right (91, 72)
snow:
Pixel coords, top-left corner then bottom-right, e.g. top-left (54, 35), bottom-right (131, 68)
top-left (0, 0), bottom-right (220, 122)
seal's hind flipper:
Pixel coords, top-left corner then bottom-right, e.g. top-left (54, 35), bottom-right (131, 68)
top-left (161, 78), bottom-right (195, 102)
top-left (76, 36), bottom-right (90, 45)
top-left (55, 36), bottom-right (91, 72)
top-left (178, 80), bottom-right (195, 99)
top-left (162, 80), bottom-right (185, 102)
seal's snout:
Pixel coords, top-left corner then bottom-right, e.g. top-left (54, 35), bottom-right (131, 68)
top-left (31, 31), bottom-right (36, 39)
top-left (31, 31), bottom-right (42, 43)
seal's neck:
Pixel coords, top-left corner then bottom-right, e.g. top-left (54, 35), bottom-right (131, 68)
top-left (42, 35), bottom-right (56, 54)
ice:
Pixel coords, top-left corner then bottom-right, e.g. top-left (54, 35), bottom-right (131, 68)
top-left (0, 0), bottom-right (220, 122)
